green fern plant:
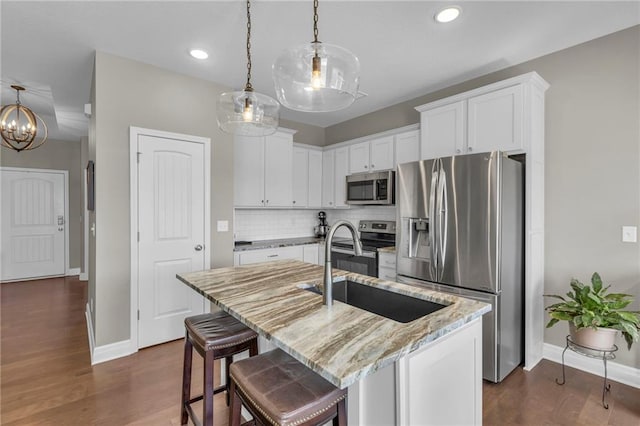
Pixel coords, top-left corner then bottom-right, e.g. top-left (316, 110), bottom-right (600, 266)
top-left (544, 272), bottom-right (640, 350)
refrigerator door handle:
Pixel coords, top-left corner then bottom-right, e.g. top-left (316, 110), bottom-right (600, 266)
top-left (429, 162), bottom-right (439, 277)
top-left (437, 165), bottom-right (447, 280)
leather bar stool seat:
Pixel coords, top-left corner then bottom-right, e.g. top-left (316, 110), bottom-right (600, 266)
top-left (181, 311), bottom-right (259, 426)
top-left (229, 349), bottom-right (347, 426)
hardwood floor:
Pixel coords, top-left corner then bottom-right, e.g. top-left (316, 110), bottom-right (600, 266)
top-left (1, 276), bottom-right (639, 425)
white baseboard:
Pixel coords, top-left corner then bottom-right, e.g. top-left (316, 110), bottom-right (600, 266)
top-left (85, 303), bottom-right (96, 364)
top-left (85, 302), bottom-right (137, 365)
top-left (67, 267), bottom-right (81, 276)
top-left (92, 339), bottom-right (136, 365)
top-left (79, 272), bottom-right (88, 281)
top-left (543, 343), bottom-right (640, 389)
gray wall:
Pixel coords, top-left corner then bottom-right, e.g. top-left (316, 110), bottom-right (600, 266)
top-left (92, 52), bottom-right (235, 346)
top-left (1, 139), bottom-right (83, 270)
top-left (326, 26), bottom-right (640, 369)
top-left (280, 118), bottom-right (325, 147)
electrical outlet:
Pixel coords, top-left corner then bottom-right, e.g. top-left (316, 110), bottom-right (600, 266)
top-left (622, 226), bottom-right (637, 243)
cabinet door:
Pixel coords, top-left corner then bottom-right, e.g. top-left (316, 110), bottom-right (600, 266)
top-left (334, 147), bottom-right (349, 207)
top-left (420, 101), bottom-right (465, 160)
top-left (292, 147), bottom-right (309, 207)
top-left (468, 85), bottom-right (523, 154)
top-left (303, 244), bottom-right (319, 264)
top-left (321, 149), bottom-right (335, 208)
top-left (308, 150), bottom-right (323, 208)
top-left (395, 130), bottom-right (420, 167)
top-left (370, 136), bottom-right (395, 171)
top-left (349, 141), bottom-right (370, 173)
top-left (234, 135), bottom-right (265, 206)
top-left (264, 132), bottom-right (293, 207)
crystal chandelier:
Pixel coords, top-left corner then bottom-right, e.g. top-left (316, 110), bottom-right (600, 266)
top-left (217, 0), bottom-right (279, 137)
top-left (1, 85), bottom-right (48, 152)
top-left (273, 0), bottom-right (360, 112)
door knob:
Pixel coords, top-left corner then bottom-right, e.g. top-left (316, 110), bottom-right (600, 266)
top-left (194, 244), bottom-right (203, 251)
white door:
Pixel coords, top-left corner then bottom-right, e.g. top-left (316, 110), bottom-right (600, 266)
top-left (1, 169), bottom-right (66, 281)
top-left (137, 134), bottom-right (207, 348)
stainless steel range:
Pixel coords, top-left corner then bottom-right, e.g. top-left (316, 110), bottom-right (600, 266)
top-left (330, 220), bottom-right (396, 277)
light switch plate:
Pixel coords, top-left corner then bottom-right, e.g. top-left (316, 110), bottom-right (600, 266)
top-left (217, 220), bottom-right (229, 232)
top-left (622, 226), bottom-right (637, 243)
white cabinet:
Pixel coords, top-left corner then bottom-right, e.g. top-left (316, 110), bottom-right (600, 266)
top-left (292, 147), bottom-right (309, 207)
top-left (377, 251), bottom-right (397, 281)
top-left (349, 136), bottom-right (395, 173)
top-left (417, 83), bottom-right (525, 159)
top-left (234, 244), bottom-right (320, 266)
top-left (394, 129), bottom-right (420, 167)
top-left (292, 145), bottom-right (323, 208)
top-left (468, 84), bottom-right (524, 154)
top-left (321, 150), bottom-right (335, 208)
top-left (419, 100), bottom-right (465, 160)
top-left (308, 149), bottom-right (323, 208)
top-left (321, 146), bottom-right (349, 208)
top-left (234, 129), bottom-right (295, 207)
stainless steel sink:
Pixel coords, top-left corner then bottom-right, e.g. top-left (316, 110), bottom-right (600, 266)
top-left (298, 279), bottom-right (447, 323)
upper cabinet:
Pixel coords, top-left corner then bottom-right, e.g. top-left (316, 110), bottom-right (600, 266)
top-left (322, 146), bottom-right (350, 208)
top-left (234, 128), bottom-right (295, 207)
top-left (292, 144), bottom-right (323, 208)
top-left (417, 74), bottom-right (542, 159)
top-left (394, 129), bottom-right (421, 167)
top-left (348, 135), bottom-right (395, 173)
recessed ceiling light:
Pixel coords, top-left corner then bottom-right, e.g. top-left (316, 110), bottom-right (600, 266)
top-left (189, 49), bottom-right (209, 60)
top-left (435, 6), bottom-right (461, 23)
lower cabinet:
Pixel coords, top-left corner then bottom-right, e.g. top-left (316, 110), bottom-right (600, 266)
top-left (377, 251), bottom-right (397, 281)
top-left (234, 244), bottom-right (320, 266)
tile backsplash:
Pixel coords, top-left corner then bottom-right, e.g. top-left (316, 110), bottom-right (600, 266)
top-left (234, 207), bottom-right (397, 241)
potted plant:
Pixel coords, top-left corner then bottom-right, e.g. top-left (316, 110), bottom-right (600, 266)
top-left (544, 272), bottom-right (640, 350)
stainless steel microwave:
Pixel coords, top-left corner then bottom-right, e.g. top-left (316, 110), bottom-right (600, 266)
top-left (345, 170), bottom-right (395, 205)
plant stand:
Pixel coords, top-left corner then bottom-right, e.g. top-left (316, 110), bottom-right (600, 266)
top-left (555, 335), bottom-right (618, 409)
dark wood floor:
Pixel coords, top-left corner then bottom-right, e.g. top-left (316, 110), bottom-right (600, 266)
top-left (1, 277), bottom-right (639, 425)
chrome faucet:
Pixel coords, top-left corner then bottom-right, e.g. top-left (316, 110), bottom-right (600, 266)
top-left (323, 220), bottom-right (363, 306)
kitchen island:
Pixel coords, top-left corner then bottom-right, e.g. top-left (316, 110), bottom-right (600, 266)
top-left (178, 260), bottom-right (490, 425)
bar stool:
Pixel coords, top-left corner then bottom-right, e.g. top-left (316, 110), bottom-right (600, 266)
top-left (181, 311), bottom-right (259, 426)
top-left (228, 349), bottom-right (347, 426)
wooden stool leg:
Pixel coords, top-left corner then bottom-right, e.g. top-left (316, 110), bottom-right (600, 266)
top-left (334, 398), bottom-right (347, 426)
top-left (203, 349), bottom-right (215, 426)
top-left (249, 338), bottom-right (259, 357)
top-left (228, 379), bottom-right (242, 426)
top-left (225, 355), bottom-right (233, 406)
top-left (180, 335), bottom-right (193, 426)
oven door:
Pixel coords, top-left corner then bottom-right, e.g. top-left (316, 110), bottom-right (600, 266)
top-left (331, 247), bottom-right (377, 277)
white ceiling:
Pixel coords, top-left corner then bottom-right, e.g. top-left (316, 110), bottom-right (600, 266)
top-left (2, 1), bottom-right (639, 142)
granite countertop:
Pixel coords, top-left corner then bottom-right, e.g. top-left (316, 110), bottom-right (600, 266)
top-left (234, 236), bottom-right (324, 252)
top-left (177, 260), bottom-right (490, 389)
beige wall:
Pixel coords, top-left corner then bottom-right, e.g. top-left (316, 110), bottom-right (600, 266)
top-left (1, 139), bottom-right (83, 270)
top-left (326, 26), bottom-right (640, 368)
top-left (280, 118), bottom-right (325, 147)
top-left (92, 52), bottom-right (235, 346)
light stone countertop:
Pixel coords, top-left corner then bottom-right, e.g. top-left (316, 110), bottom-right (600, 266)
top-left (378, 246), bottom-right (396, 253)
top-left (177, 260), bottom-right (490, 389)
top-left (234, 236), bottom-right (324, 252)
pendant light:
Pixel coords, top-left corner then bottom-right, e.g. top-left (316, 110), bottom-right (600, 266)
top-left (273, 0), bottom-right (360, 112)
top-left (217, 0), bottom-right (279, 136)
top-left (1, 85), bottom-right (48, 152)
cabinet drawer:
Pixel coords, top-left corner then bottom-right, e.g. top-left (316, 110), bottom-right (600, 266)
top-left (237, 246), bottom-right (304, 265)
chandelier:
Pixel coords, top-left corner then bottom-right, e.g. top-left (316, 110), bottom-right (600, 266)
top-left (272, 0), bottom-right (360, 112)
top-left (216, 0), bottom-right (279, 136)
top-left (1, 85), bottom-right (48, 152)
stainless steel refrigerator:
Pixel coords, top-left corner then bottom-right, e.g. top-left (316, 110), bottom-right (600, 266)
top-left (396, 151), bottom-right (523, 383)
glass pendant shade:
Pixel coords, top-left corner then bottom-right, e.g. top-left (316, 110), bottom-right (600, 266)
top-left (273, 41), bottom-right (360, 112)
top-left (217, 89), bottom-right (279, 137)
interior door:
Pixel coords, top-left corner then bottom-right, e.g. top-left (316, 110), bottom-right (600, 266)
top-left (137, 134), bottom-right (206, 348)
top-left (1, 169), bottom-right (66, 281)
